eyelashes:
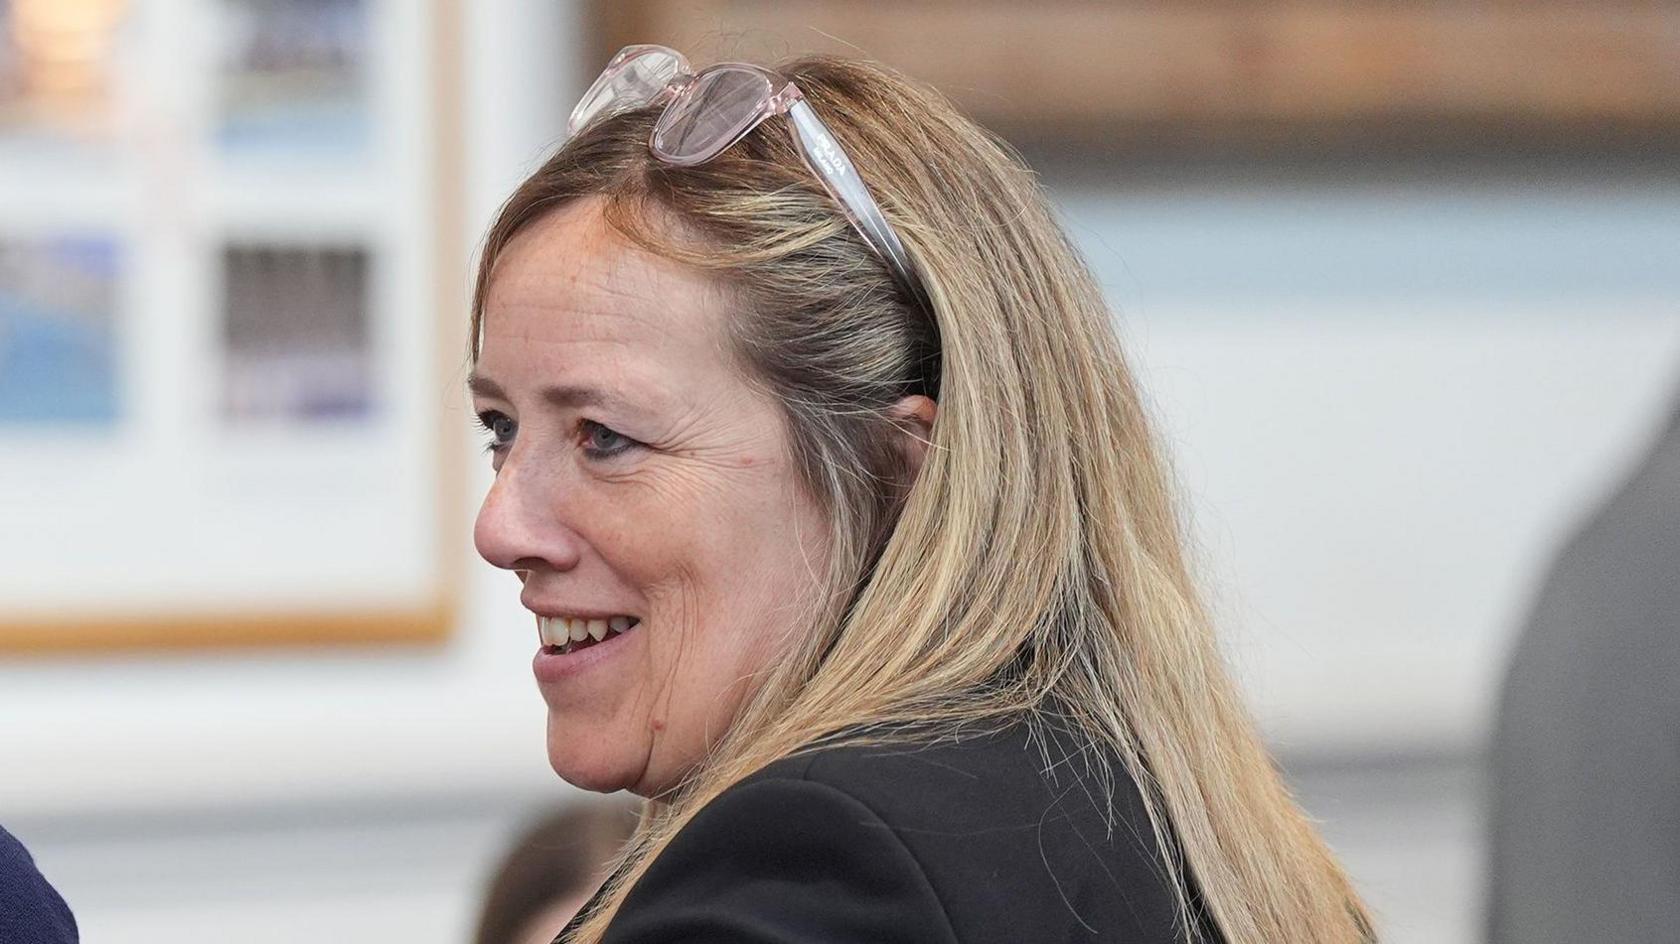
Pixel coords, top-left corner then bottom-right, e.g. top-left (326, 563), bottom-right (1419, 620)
top-left (475, 410), bottom-right (517, 454)
top-left (473, 410), bottom-right (642, 460)
top-left (580, 419), bottom-right (637, 458)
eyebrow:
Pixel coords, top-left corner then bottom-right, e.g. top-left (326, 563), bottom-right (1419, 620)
top-left (467, 373), bottom-right (634, 412)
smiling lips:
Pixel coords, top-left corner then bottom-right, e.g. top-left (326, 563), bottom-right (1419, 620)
top-left (537, 614), bottom-right (640, 655)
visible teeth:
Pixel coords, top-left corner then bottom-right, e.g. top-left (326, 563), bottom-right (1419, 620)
top-left (538, 614), bottom-right (638, 651)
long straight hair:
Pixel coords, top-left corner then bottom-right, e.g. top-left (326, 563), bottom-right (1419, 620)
top-left (471, 55), bottom-right (1374, 944)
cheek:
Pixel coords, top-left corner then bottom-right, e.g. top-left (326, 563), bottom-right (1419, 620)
top-left (671, 490), bottom-right (830, 679)
top-left (652, 478), bottom-right (825, 621)
top-left (594, 457), bottom-right (822, 606)
top-left (607, 466), bottom-right (830, 715)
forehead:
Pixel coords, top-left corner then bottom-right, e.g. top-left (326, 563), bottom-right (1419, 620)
top-left (476, 197), bottom-right (734, 393)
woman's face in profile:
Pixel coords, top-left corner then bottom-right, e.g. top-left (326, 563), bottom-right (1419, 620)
top-left (471, 196), bottom-right (831, 796)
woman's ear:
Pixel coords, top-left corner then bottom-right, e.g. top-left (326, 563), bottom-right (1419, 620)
top-left (887, 394), bottom-right (937, 478)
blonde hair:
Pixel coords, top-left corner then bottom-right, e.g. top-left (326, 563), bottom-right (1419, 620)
top-left (471, 55), bottom-right (1374, 944)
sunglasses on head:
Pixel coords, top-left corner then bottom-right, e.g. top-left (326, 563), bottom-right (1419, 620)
top-left (569, 44), bottom-right (928, 308)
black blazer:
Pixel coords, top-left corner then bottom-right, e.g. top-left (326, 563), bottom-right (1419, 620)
top-left (0, 825), bottom-right (78, 944)
top-left (569, 716), bottom-right (1221, 943)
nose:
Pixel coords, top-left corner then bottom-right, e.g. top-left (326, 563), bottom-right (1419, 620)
top-left (473, 456), bottom-right (586, 575)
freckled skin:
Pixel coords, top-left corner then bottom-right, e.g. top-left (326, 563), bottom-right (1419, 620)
top-left (471, 196), bottom-right (832, 797)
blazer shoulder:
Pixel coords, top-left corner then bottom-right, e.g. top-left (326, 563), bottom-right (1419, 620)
top-left (603, 774), bottom-right (959, 944)
top-left (744, 717), bottom-right (1202, 944)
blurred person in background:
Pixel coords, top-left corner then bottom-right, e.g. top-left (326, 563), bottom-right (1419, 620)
top-left (475, 800), bottom-right (637, 944)
top-left (1487, 370), bottom-right (1680, 943)
top-left (468, 47), bottom-right (1373, 943)
top-left (0, 824), bottom-right (78, 944)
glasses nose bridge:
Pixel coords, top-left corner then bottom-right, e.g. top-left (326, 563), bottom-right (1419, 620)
top-left (658, 73), bottom-right (698, 105)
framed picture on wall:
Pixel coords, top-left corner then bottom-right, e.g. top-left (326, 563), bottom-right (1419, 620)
top-left (0, 0), bottom-right (129, 155)
top-left (213, 0), bottom-right (371, 155)
top-left (0, 0), bottom-right (466, 653)
top-left (219, 241), bottom-right (376, 422)
top-left (0, 233), bottom-right (121, 425)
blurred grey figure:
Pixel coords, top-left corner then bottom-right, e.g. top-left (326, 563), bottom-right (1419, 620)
top-left (1487, 372), bottom-right (1680, 943)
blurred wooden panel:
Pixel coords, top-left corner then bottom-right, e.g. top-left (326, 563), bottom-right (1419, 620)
top-left (1, 605), bottom-right (453, 656)
top-left (591, 1), bottom-right (1680, 148)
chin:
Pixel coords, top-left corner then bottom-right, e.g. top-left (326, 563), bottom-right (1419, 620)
top-left (547, 720), bottom-right (643, 794)
top-left (548, 748), bottom-right (632, 793)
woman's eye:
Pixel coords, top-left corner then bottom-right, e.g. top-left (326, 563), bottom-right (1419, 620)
top-left (475, 411), bottom-right (516, 452)
top-left (581, 420), bottom-right (637, 458)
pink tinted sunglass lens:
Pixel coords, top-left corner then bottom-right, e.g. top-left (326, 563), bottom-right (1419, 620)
top-left (651, 67), bottom-right (772, 164)
top-left (569, 49), bottom-right (684, 135)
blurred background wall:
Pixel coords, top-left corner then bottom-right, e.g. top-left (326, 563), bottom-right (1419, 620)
top-left (2, 2), bottom-right (1677, 942)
